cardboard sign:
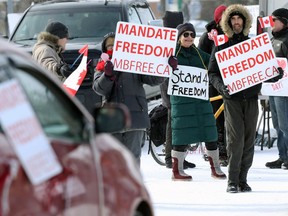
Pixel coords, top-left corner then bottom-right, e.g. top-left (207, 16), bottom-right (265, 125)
top-left (215, 33), bottom-right (279, 95)
top-left (112, 21), bottom-right (178, 77)
top-left (261, 57), bottom-right (288, 96)
top-left (0, 79), bottom-right (62, 185)
top-left (167, 65), bottom-right (209, 100)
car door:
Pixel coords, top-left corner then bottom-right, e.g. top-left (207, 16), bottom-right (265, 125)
top-left (0, 53), bottom-right (104, 215)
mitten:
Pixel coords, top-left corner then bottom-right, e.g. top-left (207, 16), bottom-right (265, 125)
top-left (168, 56), bottom-right (178, 71)
top-left (219, 84), bottom-right (231, 99)
top-left (277, 67), bottom-right (284, 80)
top-left (59, 63), bottom-right (71, 77)
top-left (104, 61), bottom-right (115, 78)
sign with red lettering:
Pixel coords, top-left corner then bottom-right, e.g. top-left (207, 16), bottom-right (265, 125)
top-left (215, 33), bottom-right (279, 94)
top-left (167, 65), bottom-right (209, 100)
top-left (0, 80), bottom-right (62, 185)
top-left (261, 58), bottom-right (288, 96)
top-left (112, 21), bottom-right (178, 77)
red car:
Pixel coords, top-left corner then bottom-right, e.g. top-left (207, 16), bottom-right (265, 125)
top-left (0, 39), bottom-right (154, 216)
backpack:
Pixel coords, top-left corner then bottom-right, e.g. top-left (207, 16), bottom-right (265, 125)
top-left (147, 104), bottom-right (168, 147)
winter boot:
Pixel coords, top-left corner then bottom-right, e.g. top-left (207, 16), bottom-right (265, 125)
top-left (171, 150), bottom-right (192, 181)
top-left (206, 149), bottom-right (226, 179)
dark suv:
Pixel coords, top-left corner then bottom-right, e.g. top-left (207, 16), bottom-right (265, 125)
top-left (9, 0), bottom-right (160, 112)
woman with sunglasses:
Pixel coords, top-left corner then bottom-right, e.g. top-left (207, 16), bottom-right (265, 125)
top-left (169, 22), bottom-right (226, 181)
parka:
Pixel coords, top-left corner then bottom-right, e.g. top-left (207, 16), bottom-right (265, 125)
top-left (93, 67), bottom-right (164, 129)
top-left (32, 32), bottom-right (65, 81)
top-left (171, 44), bottom-right (217, 145)
top-left (208, 4), bottom-right (262, 100)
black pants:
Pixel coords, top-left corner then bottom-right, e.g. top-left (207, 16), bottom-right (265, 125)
top-left (225, 99), bottom-right (258, 184)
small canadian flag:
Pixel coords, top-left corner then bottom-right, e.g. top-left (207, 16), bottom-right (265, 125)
top-left (258, 16), bottom-right (274, 28)
top-left (63, 45), bottom-right (88, 96)
top-left (213, 34), bottom-right (228, 46)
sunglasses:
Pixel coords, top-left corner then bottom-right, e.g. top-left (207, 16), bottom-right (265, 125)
top-left (183, 32), bottom-right (195, 38)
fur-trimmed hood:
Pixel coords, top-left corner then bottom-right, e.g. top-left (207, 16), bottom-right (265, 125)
top-left (36, 31), bottom-right (62, 53)
top-left (220, 4), bottom-right (252, 38)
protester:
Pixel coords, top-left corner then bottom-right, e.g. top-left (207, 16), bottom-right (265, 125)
top-left (198, 5), bottom-right (228, 166)
top-left (208, 4), bottom-right (260, 193)
top-left (32, 21), bottom-right (71, 81)
top-left (160, 11), bottom-right (195, 170)
top-left (169, 22), bottom-right (226, 181)
top-left (265, 8), bottom-right (288, 170)
top-left (93, 32), bottom-right (164, 165)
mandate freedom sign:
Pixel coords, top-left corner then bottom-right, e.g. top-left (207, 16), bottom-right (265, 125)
top-left (112, 21), bottom-right (178, 77)
top-left (167, 65), bottom-right (209, 100)
top-left (216, 32), bottom-right (279, 94)
top-left (261, 57), bottom-right (288, 96)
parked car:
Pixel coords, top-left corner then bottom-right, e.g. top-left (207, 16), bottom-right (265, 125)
top-left (9, 0), bottom-right (161, 104)
top-left (0, 38), bottom-right (154, 216)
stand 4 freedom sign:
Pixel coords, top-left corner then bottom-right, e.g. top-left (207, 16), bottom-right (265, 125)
top-left (112, 21), bottom-right (178, 77)
top-left (261, 57), bottom-right (288, 96)
top-left (215, 32), bottom-right (280, 95)
top-left (167, 65), bottom-right (209, 100)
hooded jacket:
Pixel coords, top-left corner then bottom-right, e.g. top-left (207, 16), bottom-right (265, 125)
top-left (32, 32), bottom-right (65, 81)
top-left (208, 4), bottom-right (261, 100)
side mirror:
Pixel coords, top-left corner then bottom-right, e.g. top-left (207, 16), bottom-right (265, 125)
top-left (93, 103), bottom-right (131, 133)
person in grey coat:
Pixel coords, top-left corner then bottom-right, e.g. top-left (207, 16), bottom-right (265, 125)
top-left (32, 21), bottom-right (71, 82)
top-left (93, 32), bottom-right (164, 165)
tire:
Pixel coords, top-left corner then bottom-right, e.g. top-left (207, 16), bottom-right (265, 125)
top-left (150, 141), bottom-right (166, 166)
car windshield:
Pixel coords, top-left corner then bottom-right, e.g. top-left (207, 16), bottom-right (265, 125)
top-left (11, 8), bottom-right (121, 44)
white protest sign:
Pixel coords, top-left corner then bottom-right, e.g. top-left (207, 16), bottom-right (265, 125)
top-left (167, 65), bottom-right (209, 100)
top-left (112, 21), bottom-right (178, 77)
top-left (261, 57), bottom-right (288, 96)
top-left (216, 33), bottom-right (279, 95)
top-left (0, 79), bottom-right (62, 185)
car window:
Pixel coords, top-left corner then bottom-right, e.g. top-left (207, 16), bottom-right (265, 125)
top-left (13, 67), bottom-right (87, 142)
top-left (11, 8), bottom-right (121, 43)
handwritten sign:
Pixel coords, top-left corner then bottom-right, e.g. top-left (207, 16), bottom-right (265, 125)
top-left (216, 33), bottom-right (279, 94)
top-left (0, 79), bottom-right (62, 185)
top-left (112, 21), bottom-right (178, 77)
top-left (167, 65), bottom-right (209, 100)
top-left (261, 58), bottom-right (288, 96)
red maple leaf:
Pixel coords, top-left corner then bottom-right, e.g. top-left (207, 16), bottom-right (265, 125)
top-left (219, 37), bottom-right (223, 42)
top-left (77, 69), bottom-right (87, 85)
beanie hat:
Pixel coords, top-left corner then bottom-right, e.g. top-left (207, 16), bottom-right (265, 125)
top-left (272, 8), bottom-right (288, 25)
top-left (214, 5), bottom-right (227, 24)
top-left (163, 11), bottom-right (184, 28)
top-left (45, 22), bottom-right (69, 39)
top-left (101, 32), bottom-right (115, 53)
top-left (176, 22), bottom-right (196, 38)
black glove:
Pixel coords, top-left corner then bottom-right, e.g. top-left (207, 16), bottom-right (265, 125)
top-left (104, 61), bottom-right (115, 77)
top-left (168, 56), bottom-right (178, 71)
top-left (59, 63), bottom-right (71, 78)
top-left (277, 67), bottom-right (284, 80)
top-left (219, 84), bottom-right (231, 99)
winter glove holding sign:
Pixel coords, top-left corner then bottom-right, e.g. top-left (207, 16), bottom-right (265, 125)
top-left (267, 67), bottom-right (284, 82)
top-left (218, 84), bottom-right (231, 99)
top-left (168, 56), bottom-right (178, 71)
top-left (104, 60), bottom-right (116, 80)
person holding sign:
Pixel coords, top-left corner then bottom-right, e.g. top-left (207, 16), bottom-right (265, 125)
top-left (169, 23), bottom-right (226, 181)
top-left (93, 32), bottom-right (164, 166)
top-left (265, 8), bottom-right (288, 170)
top-left (208, 4), bottom-right (261, 193)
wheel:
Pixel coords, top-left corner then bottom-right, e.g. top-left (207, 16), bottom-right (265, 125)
top-left (150, 141), bottom-right (166, 166)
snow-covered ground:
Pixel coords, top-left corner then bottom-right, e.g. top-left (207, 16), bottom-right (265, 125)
top-left (142, 100), bottom-right (287, 216)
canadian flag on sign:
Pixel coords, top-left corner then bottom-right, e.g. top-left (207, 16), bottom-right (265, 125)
top-left (63, 45), bottom-right (88, 96)
top-left (258, 16), bottom-right (274, 28)
top-left (213, 34), bottom-right (228, 46)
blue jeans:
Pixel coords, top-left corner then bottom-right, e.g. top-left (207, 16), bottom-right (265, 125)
top-left (269, 96), bottom-right (288, 161)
